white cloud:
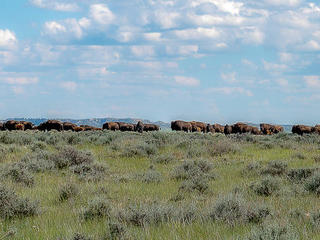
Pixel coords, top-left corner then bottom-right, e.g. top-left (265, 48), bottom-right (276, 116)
top-left (144, 32), bottom-right (162, 42)
top-left (276, 78), bottom-right (289, 87)
top-left (90, 4), bottom-right (115, 25)
top-left (12, 86), bottom-right (24, 95)
top-left (302, 40), bottom-right (320, 51)
top-left (3, 77), bottom-right (38, 85)
top-left (304, 76), bottom-right (320, 88)
top-left (154, 11), bottom-right (180, 29)
top-left (30, 0), bottom-right (79, 12)
top-left (207, 87), bottom-right (253, 96)
top-left (263, 60), bottom-right (288, 72)
top-left (0, 29), bottom-right (17, 48)
top-left (131, 46), bottom-right (155, 58)
top-left (173, 27), bottom-right (220, 40)
top-left (191, 0), bottom-right (243, 15)
top-left (221, 72), bottom-right (237, 83)
top-left (44, 21), bottom-right (66, 35)
top-left (264, 0), bottom-right (301, 7)
top-left (60, 81), bottom-right (77, 91)
top-left (175, 76), bottom-right (200, 86)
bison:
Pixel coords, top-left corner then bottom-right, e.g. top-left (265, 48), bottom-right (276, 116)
top-left (212, 124), bottom-right (225, 133)
top-left (231, 122), bottom-right (251, 134)
top-left (0, 122), bottom-right (3, 131)
top-left (19, 121), bottom-right (34, 130)
top-left (136, 121), bottom-right (144, 133)
top-left (206, 124), bottom-right (215, 134)
top-left (74, 126), bottom-right (85, 132)
top-left (143, 123), bottom-right (160, 132)
top-left (63, 122), bottom-right (77, 131)
top-left (80, 125), bottom-right (101, 131)
top-left (103, 122), bottom-right (120, 131)
top-left (224, 125), bottom-right (232, 135)
top-left (171, 120), bottom-right (192, 132)
top-left (260, 124), bottom-right (283, 135)
top-left (117, 122), bottom-right (135, 132)
top-left (190, 121), bottom-right (207, 133)
top-left (250, 126), bottom-right (262, 135)
top-left (312, 125), bottom-right (320, 135)
top-left (4, 120), bottom-right (20, 131)
top-left (292, 125), bottom-right (313, 135)
top-left (37, 120), bottom-right (63, 131)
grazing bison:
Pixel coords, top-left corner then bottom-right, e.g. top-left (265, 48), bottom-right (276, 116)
top-left (4, 120), bottom-right (20, 131)
top-left (136, 121), bottom-right (144, 133)
top-left (74, 126), bottom-right (85, 132)
top-left (19, 121), bottom-right (34, 130)
top-left (63, 122), bottom-right (77, 131)
top-left (206, 124), bottom-right (215, 134)
top-left (190, 121), bottom-right (207, 133)
top-left (143, 123), bottom-right (160, 132)
top-left (171, 120), bottom-right (192, 132)
top-left (103, 122), bottom-right (120, 131)
top-left (260, 124), bottom-right (283, 135)
top-left (117, 122), bottom-right (135, 132)
top-left (224, 125), bottom-right (232, 135)
top-left (312, 125), bottom-right (320, 134)
top-left (80, 125), bottom-right (101, 131)
top-left (0, 122), bottom-right (4, 131)
top-left (292, 125), bottom-right (313, 135)
top-left (231, 122), bottom-right (251, 134)
top-left (37, 120), bottom-right (63, 131)
top-left (213, 124), bottom-right (225, 133)
top-left (250, 126), bottom-right (262, 135)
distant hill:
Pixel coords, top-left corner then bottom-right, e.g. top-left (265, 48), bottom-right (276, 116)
top-left (0, 118), bottom-right (171, 129)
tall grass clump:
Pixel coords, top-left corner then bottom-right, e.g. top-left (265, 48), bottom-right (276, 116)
top-left (137, 168), bottom-right (163, 184)
top-left (1, 162), bottom-right (34, 187)
top-left (261, 161), bottom-right (288, 176)
top-left (250, 176), bottom-right (280, 196)
top-left (59, 183), bottom-right (79, 202)
top-left (305, 172), bottom-right (320, 195)
top-left (0, 184), bottom-right (39, 219)
top-left (172, 159), bottom-right (214, 180)
top-left (82, 197), bottom-right (112, 220)
top-left (287, 168), bottom-right (315, 183)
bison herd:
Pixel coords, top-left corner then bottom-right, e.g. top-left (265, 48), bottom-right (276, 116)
top-left (0, 119), bottom-right (319, 136)
top-left (0, 120), bottom-right (160, 133)
top-left (171, 121), bottom-right (320, 136)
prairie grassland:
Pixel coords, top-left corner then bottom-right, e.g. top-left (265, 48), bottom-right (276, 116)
top-left (0, 131), bottom-right (320, 239)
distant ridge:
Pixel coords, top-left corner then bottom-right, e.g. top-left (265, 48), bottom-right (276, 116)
top-left (0, 118), bottom-right (171, 129)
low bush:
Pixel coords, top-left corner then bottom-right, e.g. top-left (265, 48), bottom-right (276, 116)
top-left (20, 151), bottom-right (55, 173)
top-left (250, 177), bottom-right (280, 196)
top-left (261, 161), bottom-right (288, 176)
top-left (242, 162), bottom-right (262, 177)
top-left (82, 197), bottom-right (111, 220)
top-left (208, 139), bottom-right (241, 156)
top-left (0, 184), bottom-right (39, 219)
top-left (179, 175), bottom-right (209, 194)
top-left (305, 172), bottom-right (320, 194)
top-left (72, 233), bottom-right (92, 240)
top-left (287, 168), bottom-right (315, 183)
top-left (209, 193), bottom-right (270, 225)
top-left (120, 142), bottom-right (158, 158)
top-left (59, 183), bottom-right (79, 201)
top-left (107, 221), bottom-right (128, 240)
top-left (138, 169), bottom-right (162, 184)
top-left (1, 163), bottom-right (34, 187)
top-left (71, 162), bottom-right (107, 182)
top-left (245, 222), bottom-right (299, 240)
top-left (152, 153), bottom-right (175, 164)
top-left (172, 159), bottom-right (213, 180)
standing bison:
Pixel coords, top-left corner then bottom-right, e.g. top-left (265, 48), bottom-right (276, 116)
top-left (3, 120), bottom-right (31, 131)
top-left (312, 125), bottom-right (320, 134)
top-left (260, 124), bottom-right (283, 135)
top-left (117, 122), bottom-right (135, 132)
top-left (207, 124), bottom-right (215, 133)
top-left (213, 124), bottom-right (225, 133)
top-left (80, 125), bottom-right (101, 131)
top-left (103, 122), bottom-right (120, 131)
top-left (292, 125), bottom-right (313, 135)
top-left (37, 120), bottom-right (63, 131)
top-left (136, 121), bottom-right (144, 133)
top-left (63, 122), bottom-right (77, 131)
top-left (143, 124), bottom-right (160, 132)
top-left (171, 121), bottom-right (192, 132)
top-left (190, 121), bottom-right (207, 133)
top-left (224, 125), bottom-right (232, 135)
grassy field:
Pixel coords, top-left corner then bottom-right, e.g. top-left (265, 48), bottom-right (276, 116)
top-left (0, 130), bottom-right (320, 239)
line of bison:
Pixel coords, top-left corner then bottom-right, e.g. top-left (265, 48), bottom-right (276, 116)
top-left (0, 120), bottom-right (319, 136)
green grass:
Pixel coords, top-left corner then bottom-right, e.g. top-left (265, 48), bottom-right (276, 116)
top-left (0, 131), bottom-right (320, 239)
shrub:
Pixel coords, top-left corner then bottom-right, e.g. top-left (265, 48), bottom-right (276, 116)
top-left (120, 142), bottom-right (158, 158)
top-left (71, 163), bottom-right (107, 182)
top-left (138, 169), bottom-right (162, 184)
top-left (172, 159), bottom-right (213, 180)
top-left (250, 177), bottom-right (280, 196)
top-left (30, 141), bottom-right (47, 152)
top-left (305, 172), bottom-right (320, 194)
top-left (20, 151), bottom-right (55, 173)
top-left (52, 146), bottom-right (94, 169)
top-left (245, 222), bottom-right (299, 240)
top-left (82, 197), bottom-right (111, 220)
top-left (287, 168), bottom-right (315, 183)
top-left (59, 183), bottom-right (79, 201)
top-left (118, 203), bottom-right (174, 227)
top-left (1, 163), bottom-right (34, 187)
top-left (242, 162), bottom-right (262, 177)
top-left (72, 233), bottom-right (92, 240)
top-left (152, 154), bottom-right (175, 164)
top-left (208, 139), bottom-right (241, 156)
top-left (0, 184), bottom-right (39, 219)
top-left (179, 176), bottom-right (209, 194)
top-left (209, 193), bottom-right (270, 225)
top-left (107, 221), bottom-right (128, 240)
top-left (292, 152), bottom-right (306, 160)
top-left (261, 161), bottom-right (287, 176)
top-left (311, 211), bottom-right (320, 228)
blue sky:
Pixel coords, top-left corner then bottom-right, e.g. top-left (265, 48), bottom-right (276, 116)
top-left (0, 0), bottom-right (320, 124)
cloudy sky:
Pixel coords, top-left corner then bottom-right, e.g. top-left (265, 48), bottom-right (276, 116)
top-left (0, 0), bottom-right (319, 124)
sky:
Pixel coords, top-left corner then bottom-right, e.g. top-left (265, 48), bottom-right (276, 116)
top-left (0, 0), bottom-right (320, 124)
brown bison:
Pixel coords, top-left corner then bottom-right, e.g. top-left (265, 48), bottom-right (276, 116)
top-left (224, 124), bottom-right (232, 135)
top-left (206, 124), bottom-right (215, 133)
top-left (190, 121), bottom-right (207, 133)
top-left (74, 126), bottom-right (85, 132)
top-left (260, 123), bottom-right (283, 135)
top-left (250, 126), bottom-right (262, 135)
top-left (312, 125), bottom-right (320, 134)
top-left (19, 121), bottom-right (34, 130)
top-left (103, 122), bottom-right (120, 131)
top-left (63, 122), bottom-right (77, 131)
top-left (231, 122), bottom-right (251, 134)
top-left (171, 120), bottom-right (192, 132)
top-left (37, 120), bottom-right (63, 131)
top-left (80, 125), bottom-right (101, 131)
top-left (212, 124), bottom-right (225, 133)
top-left (143, 123), bottom-right (160, 132)
top-left (292, 125), bottom-right (313, 135)
top-left (4, 120), bottom-right (20, 131)
top-left (136, 121), bottom-right (144, 133)
top-left (117, 122), bottom-right (135, 132)
top-left (3, 120), bottom-right (31, 131)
